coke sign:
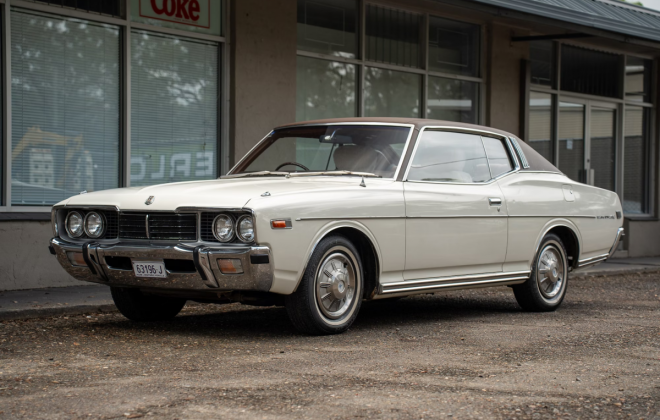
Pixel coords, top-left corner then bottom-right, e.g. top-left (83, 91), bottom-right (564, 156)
top-left (139, 0), bottom-right (211, 29)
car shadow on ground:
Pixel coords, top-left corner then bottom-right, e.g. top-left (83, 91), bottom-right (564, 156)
top-left (97, 290), bottom-right (526, 339)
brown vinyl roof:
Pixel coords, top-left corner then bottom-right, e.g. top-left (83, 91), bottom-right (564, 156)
top-left (276, 118), bottom-right (560, 174)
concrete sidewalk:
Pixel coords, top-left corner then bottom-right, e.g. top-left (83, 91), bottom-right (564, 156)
top-left (1, 257), bottom-right (659, 321)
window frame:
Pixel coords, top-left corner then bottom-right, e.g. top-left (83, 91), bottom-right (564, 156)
top-left (295, 0), bottom-right (485, 124)
top-left (403, 126), bottom-right (521, 185)
top-left (0, 0), bottom-right (229, 214)
top-left (527, 40), bottom-right (656, 219)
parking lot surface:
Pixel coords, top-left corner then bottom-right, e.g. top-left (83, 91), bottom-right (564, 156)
top-left (0, 272), bottom-right (658, 419)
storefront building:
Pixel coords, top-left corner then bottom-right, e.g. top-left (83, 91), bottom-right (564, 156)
top-left (0, 0), bottom-right (659, 290)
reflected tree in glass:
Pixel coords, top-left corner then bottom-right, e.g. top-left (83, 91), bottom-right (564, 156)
top-left (296, 56), bottom-right (356, 121)
top-left (364, 67), bottom-right (421, 118)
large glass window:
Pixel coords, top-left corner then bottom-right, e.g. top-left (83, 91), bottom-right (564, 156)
top-left (296, 0), bottom-right (358, 58)
top-left (557, 102), bottom-right (585, 183)
top-left (528, 92), bottom-right (553, 161)
top-left (561, 45), bottom-right (622, 99)
top-left (11, 10), bottom-right (120, 205)
top-left (427, 77), bottom-right (478, 123)
top-left (624, 106), bottom-right (650, 214)
top-left (408, 131), bottom-right (490, 183)
top-left (296, 2), bottom-right (483, 124)
top-left (428, 16), bottom-right (479, 77)
top-left (625, 56), bottom-right (652, 103)
top-left (296, 56), bottom-right (356, 121)
top-left (131, 30), bottom-right (219, 186)
top-left (364, 67), bottom-right (421, 118)
top-left (366, 4), bottom-right (422, 68)
top-left (530, 41), bottom-right (555, 87)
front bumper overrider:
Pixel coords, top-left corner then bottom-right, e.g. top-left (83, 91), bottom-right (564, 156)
top-left (50, 238), bottom-right (274, 292)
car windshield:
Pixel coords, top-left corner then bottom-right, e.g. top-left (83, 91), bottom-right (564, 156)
top-left (231, 125), bottom-right (412, 178)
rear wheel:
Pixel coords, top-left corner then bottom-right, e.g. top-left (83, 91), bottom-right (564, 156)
top-left (513, 233), bottom-right (568, 312)
top-left (111, 287), bottom-right (186, 321)
top-left (285, 235), bottom-right (363, 335)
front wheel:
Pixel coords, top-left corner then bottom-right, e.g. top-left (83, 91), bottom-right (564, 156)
top-left (111, 287), bottom-right (186, 321)
top-left (513, 233), bottom-right (568, 312)
top-left (285, 235), bottom-right (363, 335)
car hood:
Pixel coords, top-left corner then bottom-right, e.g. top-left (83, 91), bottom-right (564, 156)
top-left (58, 176), bottom-right (374, 211)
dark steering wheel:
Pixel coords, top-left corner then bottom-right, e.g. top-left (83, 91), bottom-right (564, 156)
top-left (276, 162), bottom-right (310, 171)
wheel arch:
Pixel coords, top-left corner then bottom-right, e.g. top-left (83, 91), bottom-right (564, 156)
top-left (535, 220), bottom-right (581, 270)
top-left (295, 221), bottom-right (382, 300)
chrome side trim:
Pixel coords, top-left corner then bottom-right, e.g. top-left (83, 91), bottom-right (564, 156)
top-left (608, 227), bottom-right (625, 259)
top-left (379, 271), bottom-right (531, 295)
top-left (294, 215), bottom-right (595, 221)
top-left (577, 253), bottom-right (610, 268)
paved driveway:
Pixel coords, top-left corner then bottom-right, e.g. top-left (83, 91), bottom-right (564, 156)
top-left (0, 273), bottom-right (658, 419)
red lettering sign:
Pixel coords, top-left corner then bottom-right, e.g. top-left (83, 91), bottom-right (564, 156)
top-left (140, 0), bottom-right (210, 28)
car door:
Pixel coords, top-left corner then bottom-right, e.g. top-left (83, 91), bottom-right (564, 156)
top-left (403, 129), bottom-right (512, 280)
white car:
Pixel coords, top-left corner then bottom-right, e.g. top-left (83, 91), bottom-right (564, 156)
top-left (49, 118), bottom-right (624, 335)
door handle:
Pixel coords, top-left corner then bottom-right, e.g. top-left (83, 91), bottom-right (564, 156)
top-left (489, 198), bottom-right (502, 206)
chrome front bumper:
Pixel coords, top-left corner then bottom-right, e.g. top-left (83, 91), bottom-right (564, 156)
top-left (50, 238), bottom-right (274, 292)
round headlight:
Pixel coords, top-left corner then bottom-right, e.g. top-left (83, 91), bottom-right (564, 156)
top-left (213, 214), bottom-right (234, 242)
top-left (65, 211), bottom-right (84, 238)
top-left (84, 211), bottom-right (105, 239)
top-left (237, 215), bottom-right (255, 243)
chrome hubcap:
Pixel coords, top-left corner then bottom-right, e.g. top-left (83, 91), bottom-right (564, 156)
top-left (537, 245), bottom-right (565, 299)
top-left (316, 252), bottom-right (356, 320)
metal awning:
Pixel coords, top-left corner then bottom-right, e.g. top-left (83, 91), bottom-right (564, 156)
top-left (467, 0), bottom-right (660, 43)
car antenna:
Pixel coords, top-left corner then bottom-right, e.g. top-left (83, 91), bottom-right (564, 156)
top-left (360, 177), bottom-right (366, 188)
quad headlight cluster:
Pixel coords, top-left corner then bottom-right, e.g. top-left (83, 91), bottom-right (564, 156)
top-left (212, 214), bottom-right (255, 243)
top-left (65, 211), bottom-right (105, 239)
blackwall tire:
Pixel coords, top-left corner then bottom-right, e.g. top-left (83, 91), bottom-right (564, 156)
top-left (513, 233), bottom-right (569, 312)
top-left (110, 287), bottom-right (186, 322)
top-left (285, 235), bottom-right (363, 335)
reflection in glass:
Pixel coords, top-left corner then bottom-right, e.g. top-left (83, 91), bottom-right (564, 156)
top-left (623, 106), bottom-right (649, 214)
top-left (625, 56), bottom-right (652, 103)
top-left (427, 77), bottom-right (478, 123)
top-left (296, 56), bottom-right (356, 121)
top-left (365, 67), bottom-right (421, 117)
top-left (297, 0), bottom-right (358, 58)
top-left (529, 92), bottom-right (553, 162)
top-left (482, 137), bottom-right (513, 178)
top-left (131, 31), bottom-right (218, 186)
top-left (530, 41), bottom-right (555, 87)
top-left (366, 5), bottom-right (422, 68)
top-left (408, 131), bottom-right (490, 183)
top-left (557, 102), bottom-right (585, 183)
top-left (11, 11), bottom-right (120, 205)
top-left (428, 16), bottom-right (480, 77)
top-left (590, 107), bottom-right (616, 191)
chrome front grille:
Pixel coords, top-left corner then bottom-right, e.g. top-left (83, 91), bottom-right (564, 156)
top-left (118, 213), bottom-right (197, 241)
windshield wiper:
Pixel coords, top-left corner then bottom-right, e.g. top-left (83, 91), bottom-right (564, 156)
top-left (221, 171), bottom-right (289, 179)
top-left (288, 170), bottom-right (381, 178)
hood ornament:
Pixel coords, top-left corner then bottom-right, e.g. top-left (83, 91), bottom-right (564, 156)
top-left (145, 196), bottom-right (155, 205)
top-left (261, 191), bottom-right (271, 197)
top-left (359, 177), bottom-right (366, 188)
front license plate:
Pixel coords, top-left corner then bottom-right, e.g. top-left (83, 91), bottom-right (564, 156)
top-left (132, 261), bottom-right (167, 278)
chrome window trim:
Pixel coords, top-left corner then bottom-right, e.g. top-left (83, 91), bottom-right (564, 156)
top-left (403, 126), bottom-right (521, 184)
top-left (509, 137), bottom-right (530, 169)
top-left (226, 123), bottom-right (416, 181)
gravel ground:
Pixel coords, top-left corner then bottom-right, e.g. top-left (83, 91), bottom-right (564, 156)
top-left (0, 272), bottom-right (658, 420)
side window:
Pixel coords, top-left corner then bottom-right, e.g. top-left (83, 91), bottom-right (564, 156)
top-left (482, 137), bottom-right (514, 178)
top-left (407, 131), bottom-right (490, 183)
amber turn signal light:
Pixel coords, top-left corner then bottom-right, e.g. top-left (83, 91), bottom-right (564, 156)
top-left (217, 259), bottom-right (244, 274)
top-left (270, 219), bottom-right (292, 229)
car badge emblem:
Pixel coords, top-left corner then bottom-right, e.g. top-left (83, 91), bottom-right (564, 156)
top-left (145, 196), bottom-right (155, 205)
